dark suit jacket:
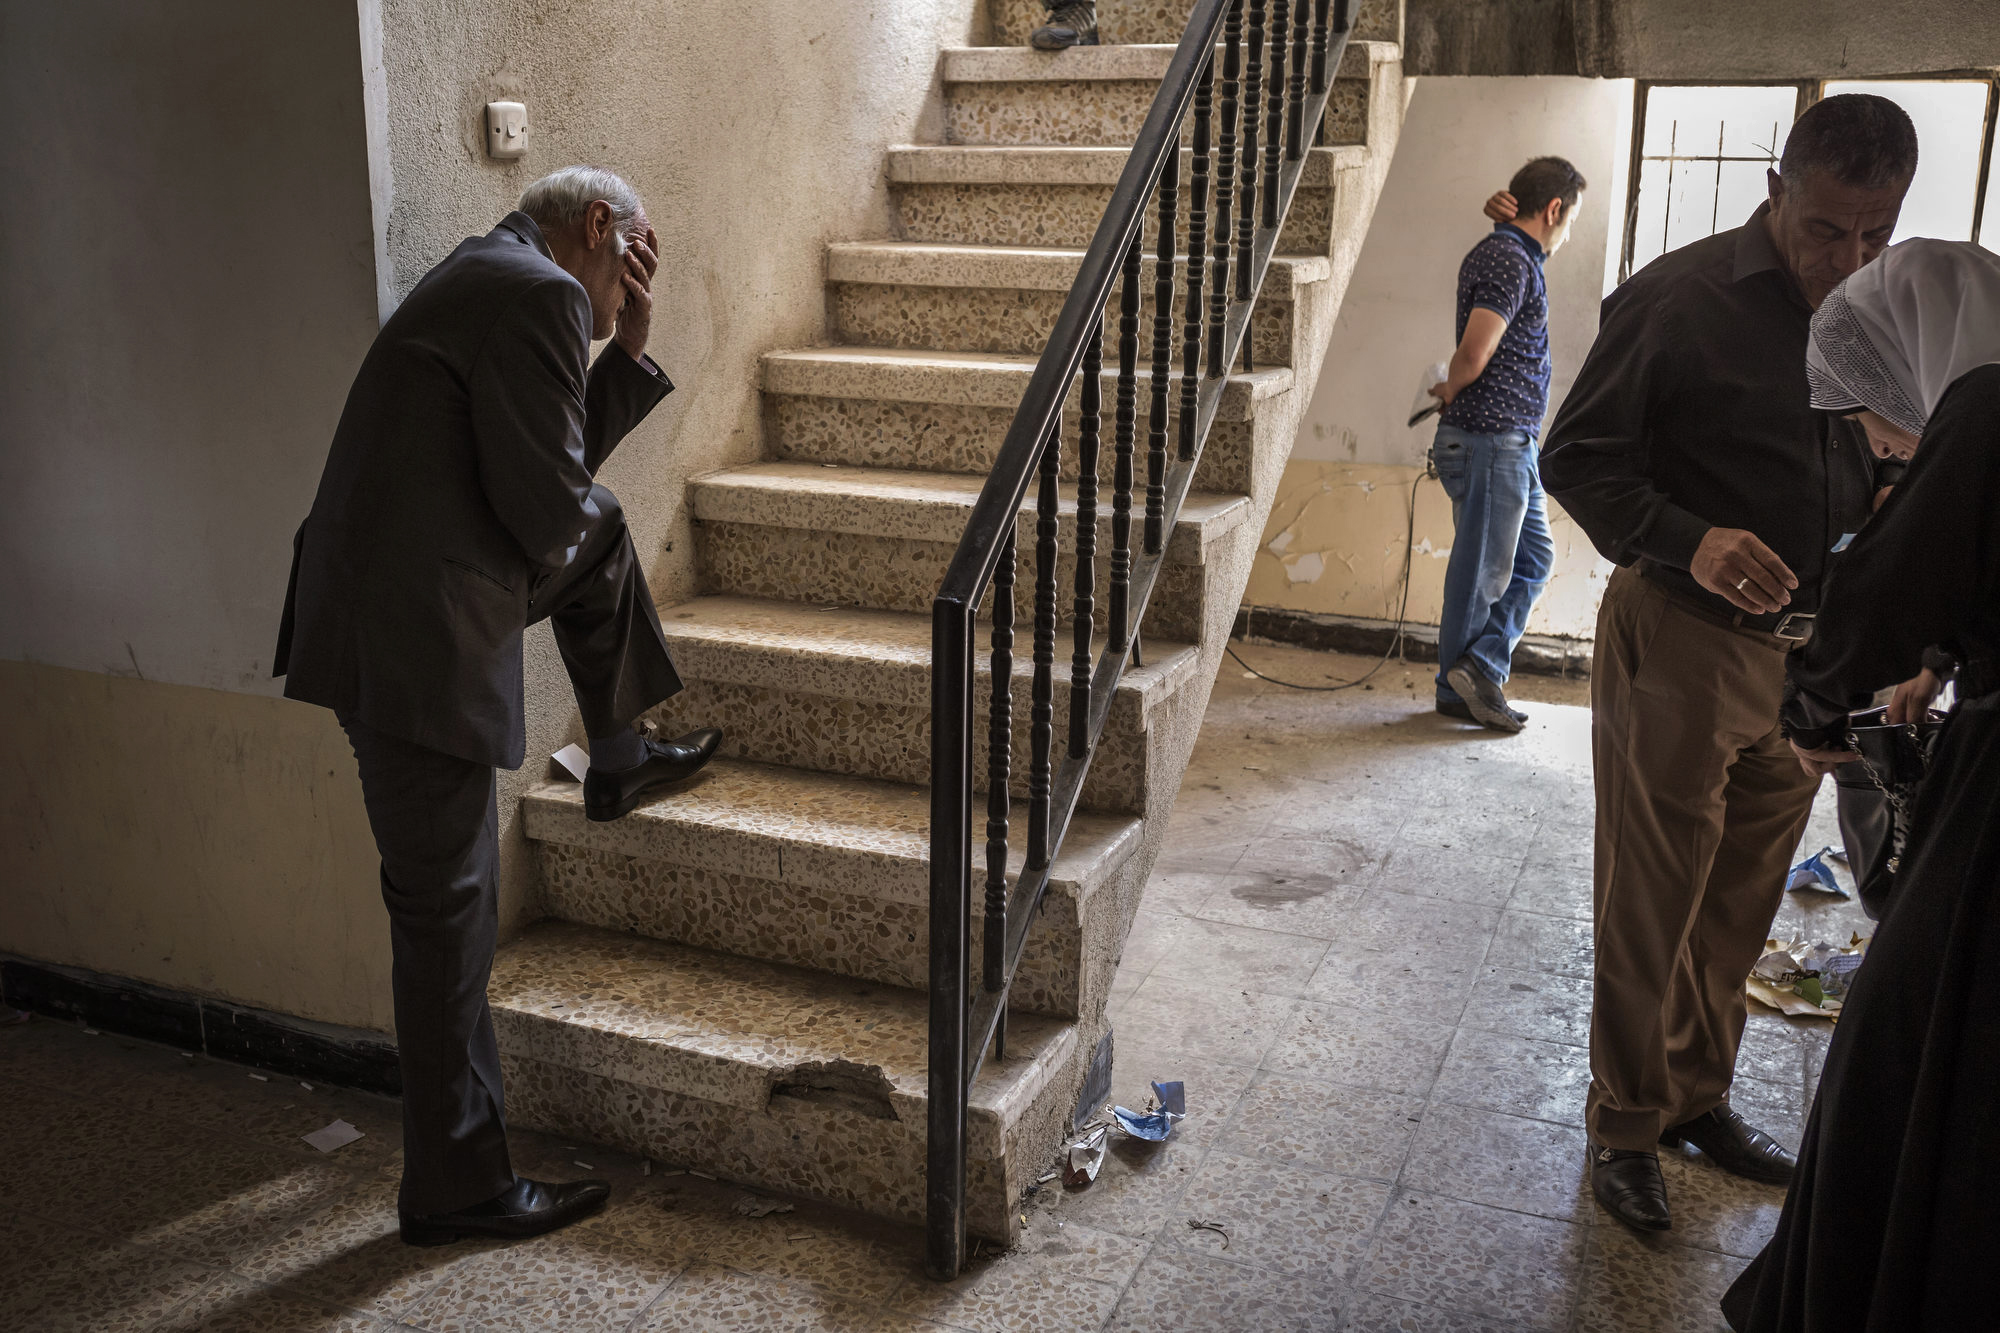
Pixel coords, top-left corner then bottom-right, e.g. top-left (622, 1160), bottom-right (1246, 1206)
top-left (275, 211), bottom-right (672, 769)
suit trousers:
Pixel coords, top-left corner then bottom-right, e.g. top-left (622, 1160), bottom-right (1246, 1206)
top-left (342, 484), bottom-right (676, 1214)
top-left (1585, 566), bottom-right (1820, 1151)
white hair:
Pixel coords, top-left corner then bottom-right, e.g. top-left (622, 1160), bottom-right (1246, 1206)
top-left (517, 165), bottom-right (643, 245)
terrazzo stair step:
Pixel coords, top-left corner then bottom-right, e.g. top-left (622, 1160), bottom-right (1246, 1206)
top-left (940, 42), bottom-right (1387, 149)
top-left (989, 0), bottom-right (1403, 47)
top-left (521, 758), bottom-right (1143, 1016)
top-left (888, 142), bottom-right (1361, 254)
top-left (489, 920), bottom-right (1079, 1242)
top-left (643, 595), bottom-right (1201, 816)
top-left (692, 462), bottom-right (1250, 641)
top-left (827, 240), bottom-right (1327, 368)
top-left (763, 344), bottom-right (1294, 496)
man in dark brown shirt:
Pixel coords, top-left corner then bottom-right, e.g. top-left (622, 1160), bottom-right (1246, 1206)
top-left (1538, 94), bottom-right (1915, 1233)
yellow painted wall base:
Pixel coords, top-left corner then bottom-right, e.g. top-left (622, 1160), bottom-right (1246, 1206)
top-left (0, 660), bottom-right (393, 1033)
top-left (1245, 459), bottom-right (1611, 641)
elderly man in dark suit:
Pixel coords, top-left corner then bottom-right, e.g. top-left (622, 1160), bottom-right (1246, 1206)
top-left (275, 165), bottom-right (719, 1245)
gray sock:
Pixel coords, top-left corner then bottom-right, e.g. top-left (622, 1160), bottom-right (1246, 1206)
top-left (589, 727), bottom-right (648, 773)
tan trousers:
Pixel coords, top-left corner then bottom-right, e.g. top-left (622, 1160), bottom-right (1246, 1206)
top-left (1586, 566), bottom-right (1820, 1151)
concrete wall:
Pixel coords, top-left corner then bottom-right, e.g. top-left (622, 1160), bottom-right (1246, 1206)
top-left (1247, 76), bottom-right (1632, 642)
top-left (0, 1), bottom-right (394, 1029)
top-left (1410, 0), bottom-right (2000, 78)
top-left (0, 0), bottom-right (981, 1032)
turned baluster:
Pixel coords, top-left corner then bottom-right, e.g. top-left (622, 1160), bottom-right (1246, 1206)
top-left (1286, 0), bottom-right (1309, 159)
top-left (1209, 0), bottom-right (1242, 379)
top-left (1069, 317), bottom-right (1102, 759)
top-left (1237, 0), bottom-right (1265, 303)
top-left (1310, 0), bottom-right (1331, 94)
top-left (1110, 234), bottom-right (1140, 654)
top-left (1025, 412), bottom-right (1060, 872)
top-left (981, 532), bottom-right (1014, 996)
top-left (1181, 56), bottom-right (1211, 461)
top-left (1145, 149), bottom-right (1177, 558)
top-left (1262, 0), bottom-right (1289, 228)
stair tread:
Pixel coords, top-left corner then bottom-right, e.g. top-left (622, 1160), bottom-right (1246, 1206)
top-left (656, 594), bottom-right (1200, 714)
top-left (941, 40), bottom-right (1394, 84)
top-left (827, 239), bottom-right (1329, 296)
top-left (693, 461), bottom-right (1251, 563)
top-left (522, 757), bottom-right (1142, 905)
top-left (886, 141), bottom-right (1363, 188)
top-left (762, 344), bottom-right (1292, 420)
top-left (490, 920), bottom-right (1074, 1130)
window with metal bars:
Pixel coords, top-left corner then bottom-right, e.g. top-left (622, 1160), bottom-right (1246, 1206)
top-left (1618, 75), bottom-right (2000, 285)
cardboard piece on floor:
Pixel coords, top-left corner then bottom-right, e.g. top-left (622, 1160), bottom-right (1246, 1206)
top-left (303, 1119), bottom-right (365, 1153)
top-left (550, 743), bottom-right (590, 783)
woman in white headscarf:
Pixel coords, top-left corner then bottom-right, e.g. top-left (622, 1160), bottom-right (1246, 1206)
top-left (1725, 237), bottom-right (2000, 1331)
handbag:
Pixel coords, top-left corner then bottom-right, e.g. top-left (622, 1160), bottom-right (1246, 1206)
top-left (1831, 704), bottom-right (1946, 920)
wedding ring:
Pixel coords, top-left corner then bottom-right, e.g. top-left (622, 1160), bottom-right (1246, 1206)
top-left (1735, 577), bottom-right (1750, 591)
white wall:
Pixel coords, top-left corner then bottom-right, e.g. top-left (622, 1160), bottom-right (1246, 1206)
top-left (1246, 76), bottom-right (1632, 640)
top-left (1297, 76), bottom-right (1632, 469)
top-left (0, 0), bottom-right (382, 694)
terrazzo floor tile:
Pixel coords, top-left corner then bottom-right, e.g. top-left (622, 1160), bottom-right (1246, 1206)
top-left (889, 1221), bottom-right (1148, 1333)
top-left (1731, 1017), bottom-right (1813, 1089)
top-left (1397, 1103), bottom-right (1589, 1221)
top-left (1429, 1029), bottom-right (1589, 1128)
top-left (396, 1221), bottom-right (693, 1333)
top-left (1361, 1191), bottom-right (1587, 1331)
top-left (1458, 967), bottom-right (1593, 1048)
top-left (1105, 1247), bottom-right (1347, 1332)
top-left (1115, 973), bottom-right (1298, 1067)
top-left (149, 1272), bottom-right (386, 1333)
top-left (1503, 863), bottom-right (1594, 922)
top-left (1573, 1227), bottom-right (1746, 1333)
top-left (1184, 864), bottom-right (1369, 937)
top-left (1337, 1292), bottom-right (1542, 1333)
top-left (0, 1223), bottom-right (221, 1333)
top-left (1171, 1150), bottom-right (1395, 1282)
top-left (1652, 1152), bottom-right (1788, 1260)
top-left (1261, 1000), bottom-right (1456, 1097)
top-left (1484, 911), bottom-right (1594, 981)
top-left (1219, 1070), bottom-right (1425, 1182)
top-left (634, 1265), bottom-right (943, 1332)
top-left (1146, 916), bottom-right (1332, 997)
top-left (1299, 940), bottom-right (1486, 1024)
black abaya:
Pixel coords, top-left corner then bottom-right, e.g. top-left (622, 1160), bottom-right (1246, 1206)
top-left (1723, 364), bottom-right (2000, 1331)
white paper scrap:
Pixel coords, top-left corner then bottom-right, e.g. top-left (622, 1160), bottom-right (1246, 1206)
top-left (302, 1119), bottom-right (366, 1153)
top-left (551, 743), bottom-right (591, 783)
top-left (248, 1073), bottom-right (270, 1082)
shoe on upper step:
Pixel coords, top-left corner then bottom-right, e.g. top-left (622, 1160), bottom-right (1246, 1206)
top-left (1032, 0), bottom-right (1098, 49)
top-left (584, 726), bottom-right (723, 822)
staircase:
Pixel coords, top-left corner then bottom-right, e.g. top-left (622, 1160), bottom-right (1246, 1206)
top-left (489, 0), bottom-right (1408, 1248)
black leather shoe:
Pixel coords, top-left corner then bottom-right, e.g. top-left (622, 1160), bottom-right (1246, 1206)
top-left (1031, 0), bottom-right (1098, 49)
top-left (1444, 657), bottom-right (1524, 734)
top-left (399, 1176), bottom-right (610, 1247)
top-left (1437, 697), bottom-right (1527, 726)
top-left (583, 727), bottom-right (723, 822)
top-left (1661, 1103), bottom-right (1797, 1185)
top-left (1590, 1143), bottom-right (1671, 1231)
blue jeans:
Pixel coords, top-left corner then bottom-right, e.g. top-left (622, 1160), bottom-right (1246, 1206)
top-left (1430, 424), bottom-right (1554, 702)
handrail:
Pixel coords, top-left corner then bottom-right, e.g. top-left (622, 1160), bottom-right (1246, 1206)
top-left (926, 0), bottom-right (1357, 1279)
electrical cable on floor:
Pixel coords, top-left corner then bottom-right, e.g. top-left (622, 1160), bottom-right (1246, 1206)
top-left (1226, 463), bottom-right (1434, 692)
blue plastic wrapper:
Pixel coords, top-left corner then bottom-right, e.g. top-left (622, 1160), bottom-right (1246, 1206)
top-left (1786, 847), bottom-right (1848, 898)
top-left (1111, 1081), bottom-right (1186, 1141)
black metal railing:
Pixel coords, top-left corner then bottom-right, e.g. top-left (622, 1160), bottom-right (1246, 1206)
top-left (925, 0), bottom-right (1358, 1278)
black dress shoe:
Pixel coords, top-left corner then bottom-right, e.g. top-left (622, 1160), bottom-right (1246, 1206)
top-left (1031, 0), bottom-right (1098, 49)
top-left (399, 1176), bottom-right (610, 1247)
top-left (1590, 1143), bottom-right (1671, 1231)
top-left (583, 727), bottom-right (723, 822)
top-left (1437, 697), bottom-right (1528, 726)
top-left (1661, 1103), bottom-right (1797, 1185)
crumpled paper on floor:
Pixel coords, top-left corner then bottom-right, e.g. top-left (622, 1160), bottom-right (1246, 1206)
top-left (1747, 935), bottom-right (1868, 1019)
top-left (1786, 847), bottom-right (1848, 898)
top-left (1110, 1081), bottom-right (1186, 1141)
top-left (1063, 1124), bottom-right (1109, 1186)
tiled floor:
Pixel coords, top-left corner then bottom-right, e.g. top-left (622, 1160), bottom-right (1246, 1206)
top-left (0, 643), bottom-right (1868, 1332)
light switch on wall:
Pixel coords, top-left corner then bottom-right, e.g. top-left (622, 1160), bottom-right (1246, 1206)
top-left (485, 101), bottom-right (528, 160)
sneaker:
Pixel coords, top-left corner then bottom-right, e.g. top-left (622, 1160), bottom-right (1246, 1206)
top-left (1444, 657), bottom-right (1524, 734)
top-left (1436, 696), bottom-right (1527, 726)
top-left (1032, 0), bottom-right (1098, 49)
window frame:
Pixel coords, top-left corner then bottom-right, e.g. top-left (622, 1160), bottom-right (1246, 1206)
top-left (1618, 74), bottom-right (2000, 285)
